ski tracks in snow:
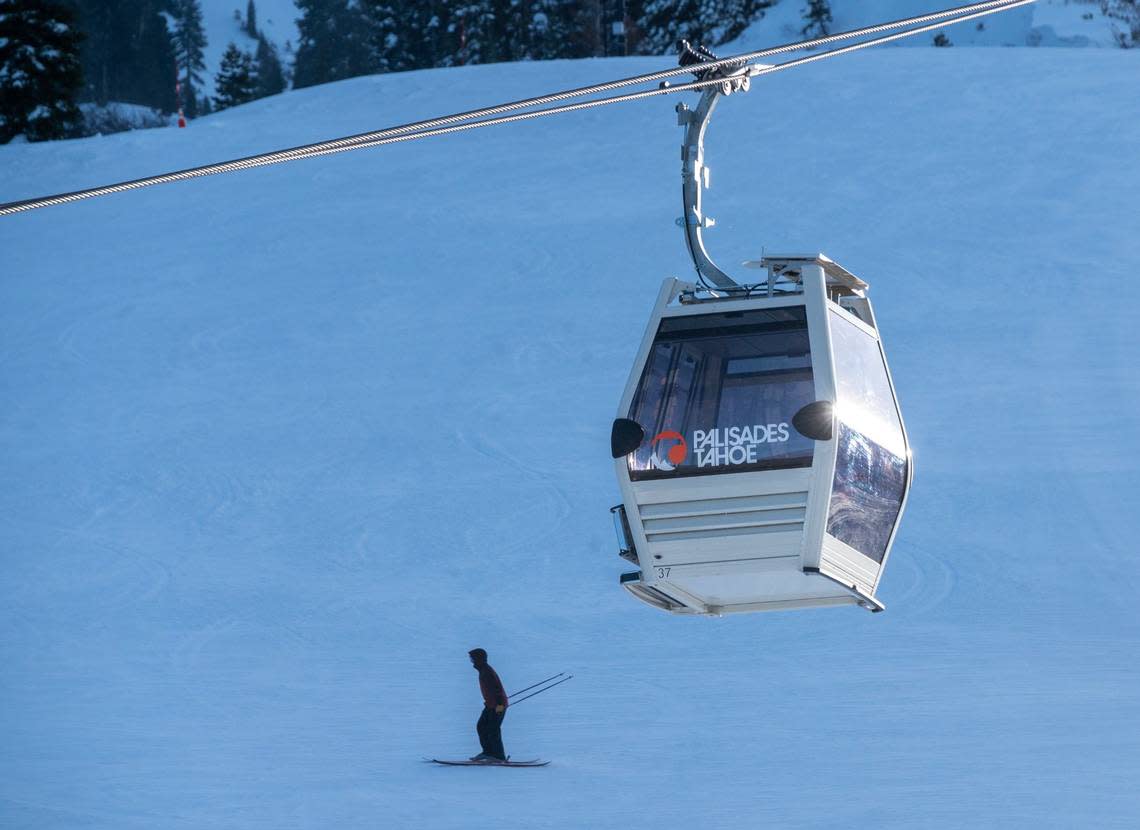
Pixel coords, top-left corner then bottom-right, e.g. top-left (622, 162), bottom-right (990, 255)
top-left (886, 542), bottom-right (958, 616)
top-left (453, 411), bottom-right (574, 563)
top-left (22, 494), bottom-right (172, 620)
top-left (449, 344), bottom-right (576, 564)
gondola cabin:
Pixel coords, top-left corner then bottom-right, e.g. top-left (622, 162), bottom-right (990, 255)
top-left (610, 254), bottom-right (912, 615)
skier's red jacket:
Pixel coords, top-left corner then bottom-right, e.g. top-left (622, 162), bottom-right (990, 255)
top-left (477, 663), bottom-right (509, 710)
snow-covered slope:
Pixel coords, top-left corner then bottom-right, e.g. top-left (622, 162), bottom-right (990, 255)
top-left (728, 0), bottom-right (1124, 50)
top-left (2, 48), bottom-right (1139, 829)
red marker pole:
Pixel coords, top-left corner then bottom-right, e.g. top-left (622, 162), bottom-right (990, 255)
top-left (174, 58), bottom-right (187, 128)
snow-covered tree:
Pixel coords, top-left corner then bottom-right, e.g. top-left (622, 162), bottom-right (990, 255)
top-left (293, 0), bottom-right (375, 88)
top-left (73, 0), bottom-right (176, 112)
top-left (636, 0), bottom-right (770, 56)
top-left (527, 0), bottom-right (580, 60)
top-left (448, 1), bottom-right (499, 65)
top-left (171, 0), bottom-right (207, 117)
top-left (372, 0), bottom-right (585, 67)
top-left (801, 0), bottom-right (832, 38)
top-left (214, 42), bottom-right (257, 109)
top-left (254, 34), bottom-right (285, 97)
top-left (1102, 0), bottom-right (1140, 47)
top-left (246, 0), bottom-right (258, 37)
top-left (361, 0), bottom-right (419, 72)
top-left (0, 0), bottom-right (84, 142)
top-left (440, 0), bottom-right (563, 65)
top-left (638, 0), bottom-right (703, 54)
top-left (712, 0), bottom-right (771, 45)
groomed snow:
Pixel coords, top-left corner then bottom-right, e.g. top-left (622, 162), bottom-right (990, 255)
top-left (2, 48), bottom-right (1139, 828)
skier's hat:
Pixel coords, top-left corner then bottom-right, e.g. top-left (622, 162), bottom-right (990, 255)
top-left (468, 648), bottom-right (487, 661)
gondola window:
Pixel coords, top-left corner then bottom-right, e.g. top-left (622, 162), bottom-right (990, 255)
top-left (626, 308), bottom-right (815, 481)
top-left (826, 311), bottom-right (908, 561)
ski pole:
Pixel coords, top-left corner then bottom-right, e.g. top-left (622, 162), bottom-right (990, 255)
top-left (509, 674), bottom-right (573, 706)
top-left (508, 672), bottom-right (565, 699)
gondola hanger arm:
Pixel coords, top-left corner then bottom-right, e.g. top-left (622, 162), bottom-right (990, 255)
top-left (673, 46), bottom-right (761, 290)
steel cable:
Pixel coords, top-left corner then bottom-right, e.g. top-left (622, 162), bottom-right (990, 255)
top-left (205, 0), bottom-right (1035, 158)
top-left (0, 0), bottom-right (1033, 217)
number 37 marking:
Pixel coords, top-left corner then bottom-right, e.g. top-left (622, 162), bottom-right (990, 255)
top-left (656, 567), bottom-right (671, 579)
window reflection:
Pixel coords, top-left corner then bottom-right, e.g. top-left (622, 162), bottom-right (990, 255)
top-left (627, 307), bottom-right (815, 481)
top-left (829, 310), bottom-right (906, 457)
top-left (826, 311), bottom-right (907, 561)
top-left (826, 423), bottom-right (907, 562)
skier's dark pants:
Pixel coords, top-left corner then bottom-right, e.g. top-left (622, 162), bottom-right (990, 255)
top-left (476, 707), bottom-right (506, 760)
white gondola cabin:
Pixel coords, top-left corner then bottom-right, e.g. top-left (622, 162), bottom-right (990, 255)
top-left (608, 52), bottom-right (912, 615)
top-left (610, 254), bottom-right (912, 615)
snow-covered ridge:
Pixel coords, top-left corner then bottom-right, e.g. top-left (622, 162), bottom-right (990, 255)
top-left (727, 0), bottom-right (1125, 51)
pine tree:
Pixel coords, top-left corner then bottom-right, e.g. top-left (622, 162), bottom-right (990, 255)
top-left (634, 0), bottom-right (769, 56)
top-left (171, 0), bottom-right (207, 118)
top-left (501, 0), bottom-right (533, 61)
top-left (73, 0), bottom-right (176, 112)
top-left (710, 0), bottom-right (771, 46)
top-left (418, 0), bottom-right (454, 67)
top-left (446, 0), bottom-right (537, 65)
top-left (485, 0), bottom-right (580, 61)
top-left (214, 43), bottom-right (257, 109)
top-left (0, 0), bottom-right (85, 142)
top-left (528, 0), bottom-right (581, 59)
top-left (638, 0), bottom-right (705, 54)
top-left (573, 0), bottom-right (603, 56)
top-left (246, 0), bottom-right (258, 37)
top-left (449, 1), bottom-right (499, 65)
top-left (932, 32), bottom-right (952, 47)
top-left (362, 0), bottom-right (418, 72)
top-left (293, 0), bottom-right (376, 88)
top-left (254, 34), bottom-right (285, 97)
top-left (1102, 0), bottom-right (1139, 47)
top-left (801, 0), bottom-right (832, 38)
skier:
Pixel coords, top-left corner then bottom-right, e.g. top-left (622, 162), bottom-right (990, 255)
top-left (468, 647), bottom-right (508, 762)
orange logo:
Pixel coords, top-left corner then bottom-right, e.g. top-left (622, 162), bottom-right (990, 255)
top-left (649, 431), bottom-right (688, 471)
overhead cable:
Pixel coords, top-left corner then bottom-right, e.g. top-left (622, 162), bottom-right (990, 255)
top-left (0, 0), bottom-right (1033, 218)
top-left (280, 0), bottom-right (1035, 158)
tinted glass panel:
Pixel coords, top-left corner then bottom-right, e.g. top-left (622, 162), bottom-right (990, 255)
top-left (830, 310), bottom-right (905, 457)
top-left (826, 311), bottom-right (907, 562)
top-left (627, 307), bottom-right (814, 481)
top-left (827, 423), bottom-right (907, 563)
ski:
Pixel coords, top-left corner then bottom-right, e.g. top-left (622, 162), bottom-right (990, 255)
top-left (427, 758), bottom-right (549, 767)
